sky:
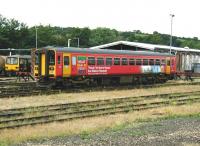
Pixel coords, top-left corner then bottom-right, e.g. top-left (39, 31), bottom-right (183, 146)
top-left (0, 0), bottom-right (200, 38)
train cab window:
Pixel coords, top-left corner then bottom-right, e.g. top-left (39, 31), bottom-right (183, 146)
top-left (97, 58), bottom-right (104, 65)
top-left (155, 59), bottom-right (160, 65)
top-left (35, 55), bottom-right (39, 65)
top-left (57, 56), bottom-right (61, 64)
top-left (88, 57), bottom-right (95, 65)
top-left (114, 58), bottom-right (120, 65)
top-left (143, 59), bottom-right (148, 65)
top-left (136, 59), bottom-right (142, 65)
top-left (149, 59), bottom-right (154, 65)
top-left (49, 54), bottom-right (55, 65)
top-left (122, 58), bottom-right (128, 65)
top-left (129, 58), bottom-right (135, 65)
top-left (161, 59), bottom-right (166, 65)
top-left (6, 57), bottom-right (18, 65)
top-left (106, 58), bottom-right (112, 66)
top-left (64, 56), bottom-right (69, 65)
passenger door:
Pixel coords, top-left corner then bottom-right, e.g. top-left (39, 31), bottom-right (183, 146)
top-left (56, 52), bottom-right (63, 77)
top-left (166, 57), bottom-right (171, 74)
top-left (41, 53), bottom-right (46, 76)
top-left (63, 53), bottom-right (71, 77)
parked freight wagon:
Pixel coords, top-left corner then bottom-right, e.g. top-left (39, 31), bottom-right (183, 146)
top-left (176, 53), bottom-right (200, 72)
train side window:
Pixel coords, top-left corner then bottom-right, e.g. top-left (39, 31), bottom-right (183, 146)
top-left (122, 58), bottom-right (128, 65)
top-left (143, 59), bottom-right (148, 65)
top-left (88, 57), bottom-right (95, 65)
top-left (19, 58), bottom-right (25, 65)
top-left (149, 59), bottom-right (154, 65)
top-left (57, 56), bottom-right (61, 64)
top-left (64, 56), bottom-right (69, 65)
top-left (72, 56), bottom-right (76, 65)
top-left (167, 60), bottom-right (170, 66)
top-left (136, 59), bottom-right (142, 65)
top-left (161, 59), bottom-right (166, 65)
top-left (129, 58), bottom-right (135, 65)
top-left (155, 59), bottom-right (160, 65)
top-left (97, 57), bottom-right (104, 65)
top-left (114, 58), bottom-right (120, 65)
top-left (106, 58), bottom-right (112, 66)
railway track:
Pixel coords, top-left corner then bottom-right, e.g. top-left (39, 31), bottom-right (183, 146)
top-left (0, 81), bottom-right (200, 98)
top-left (0, 91), bottom-right (200, 130)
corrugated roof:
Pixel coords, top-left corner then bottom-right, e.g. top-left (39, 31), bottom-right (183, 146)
top-left (90, 41), bottom-right (200, 53)
top-left (40, 47), bottom-right (173, 57)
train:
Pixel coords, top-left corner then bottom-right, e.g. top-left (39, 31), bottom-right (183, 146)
top-left (0, 55), bottom-right (31, 76)
top-left (34, 47), bottom-right (176, 87)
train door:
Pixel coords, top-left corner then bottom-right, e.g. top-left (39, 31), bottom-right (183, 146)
top-left (63, 53), bottom-right (71, 77)
top-left (56, 52), bottom-right (63, 77)
top-left (41, 53), bottom-right (46, 76)
top-left (166, 57), bottom-right (171, 74)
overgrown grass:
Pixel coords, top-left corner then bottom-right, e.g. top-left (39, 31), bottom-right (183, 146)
top-left (136, 112), bottom-right (200, 124)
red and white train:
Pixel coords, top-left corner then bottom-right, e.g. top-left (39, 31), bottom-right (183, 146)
top-left (34, 47), bottom-right (176, 86)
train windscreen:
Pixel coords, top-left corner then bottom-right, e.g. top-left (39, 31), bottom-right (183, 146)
top-left (35, 52), bottom-right (39, 65)
top-left (6, 57), bottom-right (18, 65)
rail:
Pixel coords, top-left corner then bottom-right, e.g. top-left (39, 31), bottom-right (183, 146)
top-left (0, 91), bottom-right (200, 129)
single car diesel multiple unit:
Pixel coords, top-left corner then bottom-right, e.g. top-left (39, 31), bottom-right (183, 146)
top-left (34, 47), bottom-right (176, 86)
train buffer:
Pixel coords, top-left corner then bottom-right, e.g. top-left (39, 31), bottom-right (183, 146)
top-left (16, 72), bottom-right (35, 82)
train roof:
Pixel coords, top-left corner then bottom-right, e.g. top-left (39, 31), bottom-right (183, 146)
top-left (39, 47), bottom-right (174, 57)
top-left (7, 55), bottom-right (31, 59)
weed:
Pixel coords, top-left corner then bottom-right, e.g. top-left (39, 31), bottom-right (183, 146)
top-left (80, 131), bottom-right (91, 140)
top-left (0, 139), bottom-right (12, 146)
top-left (111, 122), bottom-right (128, 132)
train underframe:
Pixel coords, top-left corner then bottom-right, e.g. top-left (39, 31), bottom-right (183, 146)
top-left (38, 73), bottom-right (175, 88)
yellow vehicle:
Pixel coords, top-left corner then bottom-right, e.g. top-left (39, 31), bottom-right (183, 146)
top-left (5, 55), bottom-right (31, 76)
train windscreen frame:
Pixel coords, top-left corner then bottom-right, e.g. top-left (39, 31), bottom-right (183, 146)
top-left (6, 57), bottom-right (18, 65)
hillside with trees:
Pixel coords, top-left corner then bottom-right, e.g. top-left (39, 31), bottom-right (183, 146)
top-left (1, 14), bottom-right (200, 50)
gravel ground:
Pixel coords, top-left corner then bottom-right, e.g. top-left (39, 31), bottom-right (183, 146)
top-left (18, 116), bottom-right (200, 146)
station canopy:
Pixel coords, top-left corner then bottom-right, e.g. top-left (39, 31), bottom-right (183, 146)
top-left (90, 41), bottom-right (200, 54)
